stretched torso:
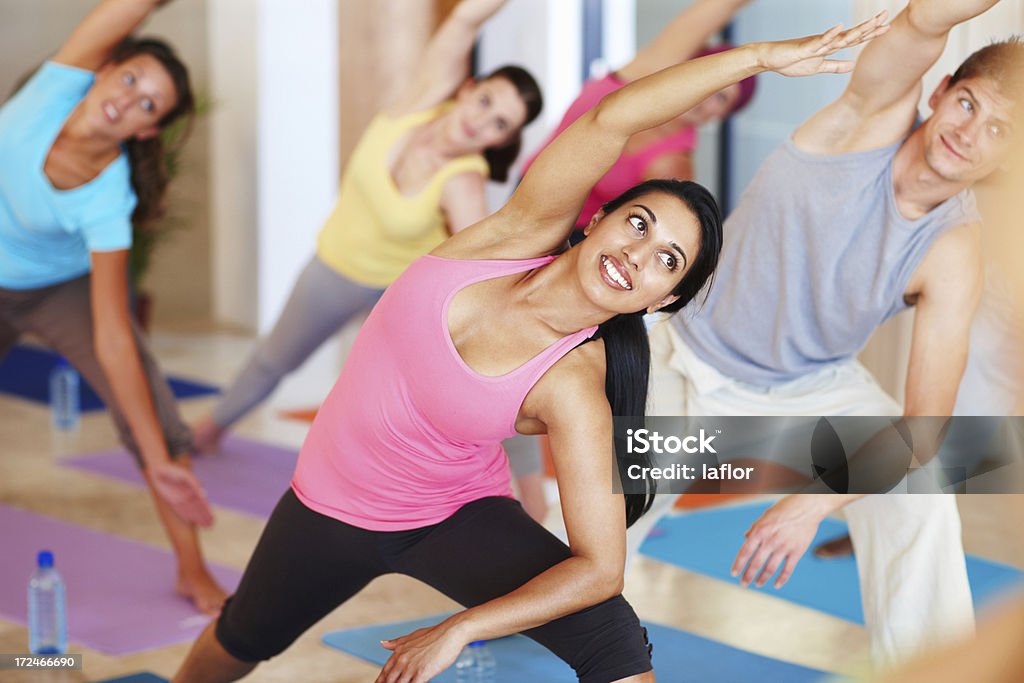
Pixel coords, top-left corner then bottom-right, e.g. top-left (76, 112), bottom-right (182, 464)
top-left (291, 254), bottom-right (596, 531)
top-left (674, 133), bottom-right (980, 386)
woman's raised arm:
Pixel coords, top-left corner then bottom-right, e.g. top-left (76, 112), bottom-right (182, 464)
top-left (618, 0), bottom-right (753, 82)
top-left (53, 0), bottom-right (170, 71)
top-left (390, 0), bottom-right (508, 115)
top-left (499, 16), bottom-right (889, 254)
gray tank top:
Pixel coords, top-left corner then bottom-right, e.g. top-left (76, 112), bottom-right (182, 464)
top-left (675, 134), bottom-right (980, 387)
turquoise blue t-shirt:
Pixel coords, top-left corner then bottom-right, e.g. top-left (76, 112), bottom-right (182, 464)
top-left (0, 61), bottom-right (137, 290)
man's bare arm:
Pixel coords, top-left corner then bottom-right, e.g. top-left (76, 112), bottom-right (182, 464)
top-left (796, 0), bottom-right (1001, 152)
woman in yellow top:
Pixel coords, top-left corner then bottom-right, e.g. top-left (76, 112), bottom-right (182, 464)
top-left (192, 0), bottom-right (541, 451)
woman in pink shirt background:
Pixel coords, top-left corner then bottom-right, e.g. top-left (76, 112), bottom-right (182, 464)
top-left (522, 0), bottom-right (758, 230)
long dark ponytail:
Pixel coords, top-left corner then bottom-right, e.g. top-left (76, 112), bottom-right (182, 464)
top-left (109, 38), bottom-right (196, 233)
top-left (595, 312), bottom-right (652, 526)
top-left (595, 179), bottom-right (724, 527)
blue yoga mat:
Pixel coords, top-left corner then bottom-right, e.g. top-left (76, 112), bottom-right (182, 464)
top-left (323, 614), bottom-right (829, 682)
top-left (0, 344), bottom-right (219, 411)
top-left (95, 675), bottom-right (167, 683)
top-left (639, 502), bottom-right (1024, 624)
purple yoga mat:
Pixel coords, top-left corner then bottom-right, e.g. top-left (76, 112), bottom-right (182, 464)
top-left (0, 505), bottom-right (241, 654)
top-left (64, 435), bottom-right (298, 519)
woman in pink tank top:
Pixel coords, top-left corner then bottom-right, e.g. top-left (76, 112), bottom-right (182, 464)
top-left (522, 0), bottom-right (759, 229)
top-left (174, 17), bottom-right (888, 683)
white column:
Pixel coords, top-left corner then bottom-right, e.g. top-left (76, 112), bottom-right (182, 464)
top-left (256, 0), bottom-right (339, 333)
top-left (603, 0), bottom-right (637, 72)
top-left (207, 0), bottom-right (339, 333)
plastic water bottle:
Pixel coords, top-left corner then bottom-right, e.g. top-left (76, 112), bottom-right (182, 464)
top-left (28, 550), bottom-right (67, 655)
top-left (454, 640), bottom-right (496, 682)
top-left (49, 357), bottom-right (80, 431)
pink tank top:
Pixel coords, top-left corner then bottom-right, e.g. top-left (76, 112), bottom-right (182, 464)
top-left (291, 254), bottom-right (598, 531)
top-left (522, 74), bottom-right (697, 228)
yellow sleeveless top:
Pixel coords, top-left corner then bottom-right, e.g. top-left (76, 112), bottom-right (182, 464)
top-left (316, 103), bottom-right (489, 288)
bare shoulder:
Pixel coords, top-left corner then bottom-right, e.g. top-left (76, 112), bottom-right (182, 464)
top-left (792, 86), bottom-right (921, 154)
top-left (439, 171), bottom-right (488, 234)
top-left (525, 339), bottom-right (608, 421)
top-left (907, 222), bottom-right (983, 302)
top-left (430, 209), bottom-right (516, 259)
top-left (432, 202), bottom-right (570, 261)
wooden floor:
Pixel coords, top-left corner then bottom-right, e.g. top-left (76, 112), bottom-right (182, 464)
top-left (1, 326), bottom-right (1021, 683)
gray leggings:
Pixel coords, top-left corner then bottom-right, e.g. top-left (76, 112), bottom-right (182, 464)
top-left (0, 275), bottom-right (192, 461)
top-left (212, 256), bottom-right (383, 427)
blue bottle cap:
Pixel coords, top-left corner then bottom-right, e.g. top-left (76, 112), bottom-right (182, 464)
top-left (37, 551), bottom-right (54, 568)
top-left (55, 356), bottom-right (71, 368)
top-left (468, 640), bottom-right (486, 647)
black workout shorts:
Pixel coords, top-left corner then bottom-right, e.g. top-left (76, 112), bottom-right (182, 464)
top-left (215, 489), bottom-right (653, 682)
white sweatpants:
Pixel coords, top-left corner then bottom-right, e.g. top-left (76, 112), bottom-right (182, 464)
top-left (628, 318), bottom-right (976, 668)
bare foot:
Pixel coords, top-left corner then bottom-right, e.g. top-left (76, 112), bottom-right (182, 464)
top-left (813, 534), bottom-right (854, 559)
top-left (177, 569), bottom-right (228, 615)
top-left (191, 416), bottom-right (226, 455)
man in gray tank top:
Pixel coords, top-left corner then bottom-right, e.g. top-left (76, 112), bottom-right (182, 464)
top-left (627, 0), bottom-right (1021, 669)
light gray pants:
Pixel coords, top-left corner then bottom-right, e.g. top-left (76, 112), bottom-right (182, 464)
top-left (634, 319), bottom-right (975, 667)
top-left (0, 275), bottom-right (192, 461)
top-left (212, 256), bottom-right (383, 428)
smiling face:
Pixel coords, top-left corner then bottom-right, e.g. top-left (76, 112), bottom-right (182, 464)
top-left (577, 191), bottom-right (703, 315)
top-left (922, 75), bottom-right (1016, 183)
top-left (447, 76), bottom-right (528, 151)
top-left (82, 54), bottom-right (179, 142)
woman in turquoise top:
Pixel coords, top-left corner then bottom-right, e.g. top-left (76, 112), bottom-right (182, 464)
top-left (0, 0), bottom-right (223, 613)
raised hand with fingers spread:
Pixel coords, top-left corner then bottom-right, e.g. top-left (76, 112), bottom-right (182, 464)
top-left (757, 12), bottom-right (890, 77)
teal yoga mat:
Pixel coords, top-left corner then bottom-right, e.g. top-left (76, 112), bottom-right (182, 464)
top-left (639, 501), bottom-right (1024, 623)
top-left (322, 614), bottom-right (829, 682)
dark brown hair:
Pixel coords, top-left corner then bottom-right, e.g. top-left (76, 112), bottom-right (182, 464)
top-left (950, 37), bottom-right (1024, 102)
top-left (109, 37), bottom-right (196, 232)
top-left (479, 65), bottom-right (542, 183)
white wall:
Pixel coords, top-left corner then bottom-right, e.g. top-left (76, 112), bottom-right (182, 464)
top-left (207, 0), bottom-right (338, 333)
top-left (256, 0), bottom-right (339, 332)
top-left (603, 0), bottom-right (637, 73)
